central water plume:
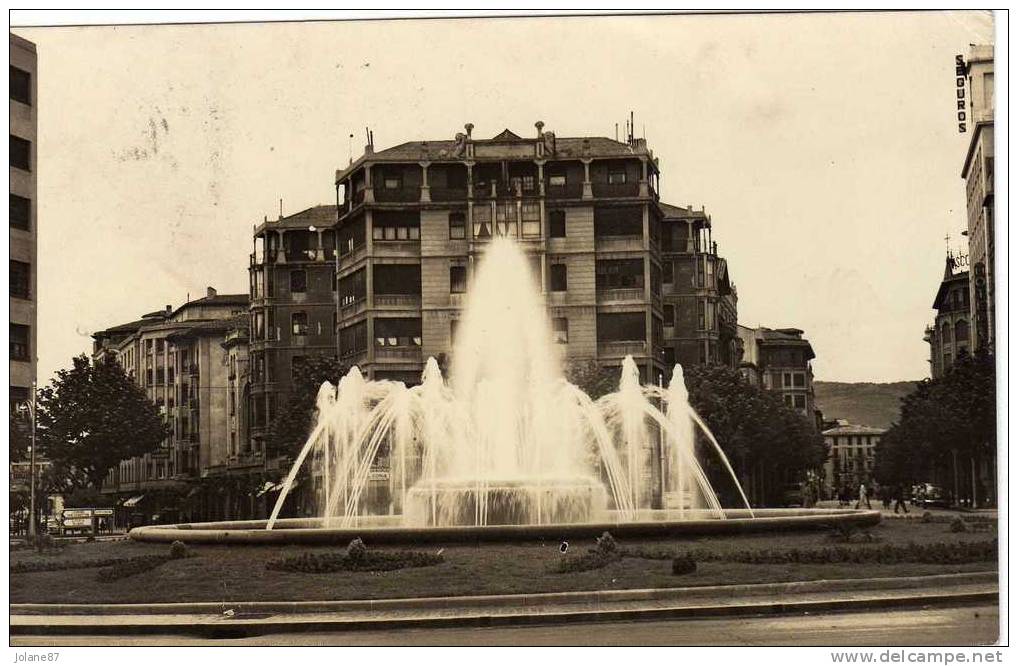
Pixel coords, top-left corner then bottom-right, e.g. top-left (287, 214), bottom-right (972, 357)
top-left (267, 237), bottom-right (752, 529)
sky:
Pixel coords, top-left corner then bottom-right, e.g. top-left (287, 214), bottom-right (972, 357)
top-left (14, 11), bottom-right (994, 385)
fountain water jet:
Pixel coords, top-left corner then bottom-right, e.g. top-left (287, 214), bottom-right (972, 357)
top-left (266, 237), bottom-right (752, 529)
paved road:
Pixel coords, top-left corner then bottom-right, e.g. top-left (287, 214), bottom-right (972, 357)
top-left (12, 604), bottom-right (999, 646)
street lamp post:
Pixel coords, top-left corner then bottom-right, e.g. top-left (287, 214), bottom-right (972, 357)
top-left (17, 382), bottom-right (38, 537)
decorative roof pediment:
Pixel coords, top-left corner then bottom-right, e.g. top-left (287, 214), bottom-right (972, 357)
top-left (490, 128), bottom-right (524, 141)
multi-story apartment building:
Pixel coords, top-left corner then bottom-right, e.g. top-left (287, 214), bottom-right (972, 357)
top-left (821, 421), bottom-right (885, 499)
top-left (93, 289), bottom-right (250, 524)
top-left (248, 205), bottom-right (339, 455)
top-left (738, 325), bottom-right (818, 422)
top-left (330, 123), bottom-right (714, 386)
top-left (659, 203), bottom-right (740, 369)
top-left (10, 33), bottom-right (37, 410)
top-left (961, 44), bottom-right (994, 352)
top-left (923, 254), bottom-right (971, 379)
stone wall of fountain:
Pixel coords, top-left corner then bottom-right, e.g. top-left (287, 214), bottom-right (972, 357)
top-left (267, 238), bottom-right (751, 530)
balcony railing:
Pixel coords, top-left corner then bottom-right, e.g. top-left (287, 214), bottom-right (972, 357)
top-left (374, 294), bottom-right (422, 308)
top-left (375, 346), bottom-right (423, 361)
top-left (545, 183), bottom-right (584, 199)
top-left (430, 187), bottom-right (468, 202)
top-left (597, 341), bottom-right (649, 357)
top-left (592, 182), bottom-right (640, 198)
top-left (597, 288), bottom-right (646, 303)
top-left (374, 187), bottom-right (420, 203)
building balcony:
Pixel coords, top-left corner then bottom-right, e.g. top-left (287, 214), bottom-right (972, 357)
top-left (340, 298), bottom-right (368, 320)
top-left (430, 187), bottom-right (468, 202)
top-left (592, 182), bottom-right (640, 198)
top-left (597, 288), bottom-right (646, 304)
top-left (597, 340), bottom-right (649, 358)
top-left (595, 235), bottom-right (644, 252)
top-left (340, 349), bottom-right (368, 365)
top-left (374, 294), bottom-right (422, 309)
top-left (545, 183), bottom-right (584, 200)
top-left (374, 187), bottom-right (420, 203)
top-left (374, 346), bottom-right (423, 362)
top-left (372, 240), bottom-right (421, 256)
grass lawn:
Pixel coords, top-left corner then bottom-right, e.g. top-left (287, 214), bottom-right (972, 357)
top-left (10, 520), bottom-right (997, 605)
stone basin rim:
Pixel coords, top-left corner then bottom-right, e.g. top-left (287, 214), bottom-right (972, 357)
top-left (129, 509), bottom-right (882, 545)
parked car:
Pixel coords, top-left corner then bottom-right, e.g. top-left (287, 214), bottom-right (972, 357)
top-left (912, 483), bottom-right (950, 508)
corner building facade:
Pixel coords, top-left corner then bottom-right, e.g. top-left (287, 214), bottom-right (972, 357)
top-left (333, 124), bottom-right (735, 384)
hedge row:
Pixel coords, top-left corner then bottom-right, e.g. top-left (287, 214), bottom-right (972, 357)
top-left (265, 550), bottom-right (443, 574)
top-left (684, 539), bottom-right (998, 565)
top-left (96, 555), bottom-right (174, 582)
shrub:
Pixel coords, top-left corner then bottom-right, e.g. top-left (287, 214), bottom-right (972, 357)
top-left (949, 516), bottom-right (969, 533)
top-left (921, 511), bottom-right (934, 523)
top-left (96, 555), bottom-right (173, 582)
top-left (671, 554), bottom-right (697, 576)
top-left (595, 531), bottom-right (618, 555)
top-left (32, 533), bottom-right (62, 554)
top-left (265, 548), bottom-right (443, 574)
top-left (346, 538), bottom-right (368, 562)
top-left (556, 549), bottom-right (617, 574)
top-left (12, 556), bottom-right (126, 574)
top-left (169, 540), bottom-right (191, 559)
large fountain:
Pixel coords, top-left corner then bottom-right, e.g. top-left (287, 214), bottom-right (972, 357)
top-left (133, 238), bottom-right (877, 545)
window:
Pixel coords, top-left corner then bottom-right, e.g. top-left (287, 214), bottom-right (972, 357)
top-left (290, 269), bottom-right (307, 293)
top-left (291, 355), bottom-right (305, 381)
top-left (521, 202), bottom-right (540, 237)
top-left (955, 319), bottom-right (970, 343)
top-left (548, 210), bottom-right (566, 238)
top-left (10, 261), bottom-right (30, 299)
top-left (383, 176), bottom-right (402, 189)
top-left (449, 212), bottom-right (466, 239)
top-left (473, 204), bottom-right (492, 238)
top-left (608, 170), bottom-right (627, 184)
top-left (450, 319), bottom-right (460, 346)
top-left (374, 264), bottom-right (421, 295)
top-left (291, 312), bottom-right (309, 336)
top-left (550, 263), bottom-right (567, 292)
top-left (793, 395), bottom-right (807, 410)
top-left (339, 268), bottom-right (366, 305)
top-left (10, 66), bottom-right (31, 105)
top-left (594, 206), bottom-right (642, 237)
top-left (373, 211), bottom-right (420, 241)
top-left (450, 265), bottom-right (467, 294)
top-left (596, 258), bottom-right (644, 290)
top-left (662, 260), bottom-right (673, 284)
top-left (596, 312), bottom-right (646, 343)
top-left (10, 324), bottom-right (29, 361)
top-left (663, 304), bottom-right (675, 327)
top-left (340, 321), bottom-right (368, 358)
top-left (552, 318), bottom-right (568, 344)
top-left (375, 318), bottom-right (422, 347)
top-left (548, 174), bottom-right (567, 187)
top-left (155, 339), bottom-right (165, 352)
top-left (10, 135), bottom-right (30, 171)
top-left (10, 194), bottom-right (30, 231)
top-left (792, 373), bottom-right (806, 388)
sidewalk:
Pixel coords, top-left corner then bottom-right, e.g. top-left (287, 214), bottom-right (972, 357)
top-left (10, 572), bottom-right (998, 637)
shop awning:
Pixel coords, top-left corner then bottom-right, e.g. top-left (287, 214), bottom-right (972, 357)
top-left (122, 495), bottom-right (145, 507)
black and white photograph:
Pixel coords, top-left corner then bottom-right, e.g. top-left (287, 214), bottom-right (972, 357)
top-left (6, 9), bottom-right (1007, 654)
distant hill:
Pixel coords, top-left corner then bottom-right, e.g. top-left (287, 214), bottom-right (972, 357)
top-left (813, 381), bottom-right (919, 429)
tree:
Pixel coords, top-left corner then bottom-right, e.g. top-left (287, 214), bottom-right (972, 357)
top-left (9, 410), bottom-right (31, 462)
top-left (681, 364), bottom-right (828, 506)
top-left (565, 360), bottom-right (619, 400)
top-left (266, 355), bottom-right (350, 460)
top-left (36, 353), bottom-right (170, 491)
top-left (874, 349), bottom-right (996, 505)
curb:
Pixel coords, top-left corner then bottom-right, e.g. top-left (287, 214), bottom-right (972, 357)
top-left (11, 571), bottom-right (998, 616)
top-left (10, 588), bottom-right (998, 637)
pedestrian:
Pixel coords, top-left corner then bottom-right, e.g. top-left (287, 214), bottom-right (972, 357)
top-left (881, 485), bottom-right (892, 510)
top-left (855, 482), bottom-right (872, 510)
top-left (894, 484), bottom-right (909, 514)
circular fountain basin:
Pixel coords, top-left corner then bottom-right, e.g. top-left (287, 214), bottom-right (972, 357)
top-left (403, 475), bottom-right (608, 527)
top-left (129, 508), bottom-right (881, 545)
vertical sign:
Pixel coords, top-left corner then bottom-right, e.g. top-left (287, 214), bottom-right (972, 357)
top-left (956, 55), bottom-right (967, 133)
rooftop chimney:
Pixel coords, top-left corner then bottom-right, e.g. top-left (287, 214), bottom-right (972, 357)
top-left (464, 123), bottom-right (474, 139)
top-left (535, 120), bottom-right (544, 137)
top-left (207, 286), bottom-right (217, 298)
top-left (165, 305), bottom-right (172, 314)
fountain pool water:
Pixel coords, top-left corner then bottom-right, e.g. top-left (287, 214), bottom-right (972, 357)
top-left (131, 237), bottom-right (880, 545)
